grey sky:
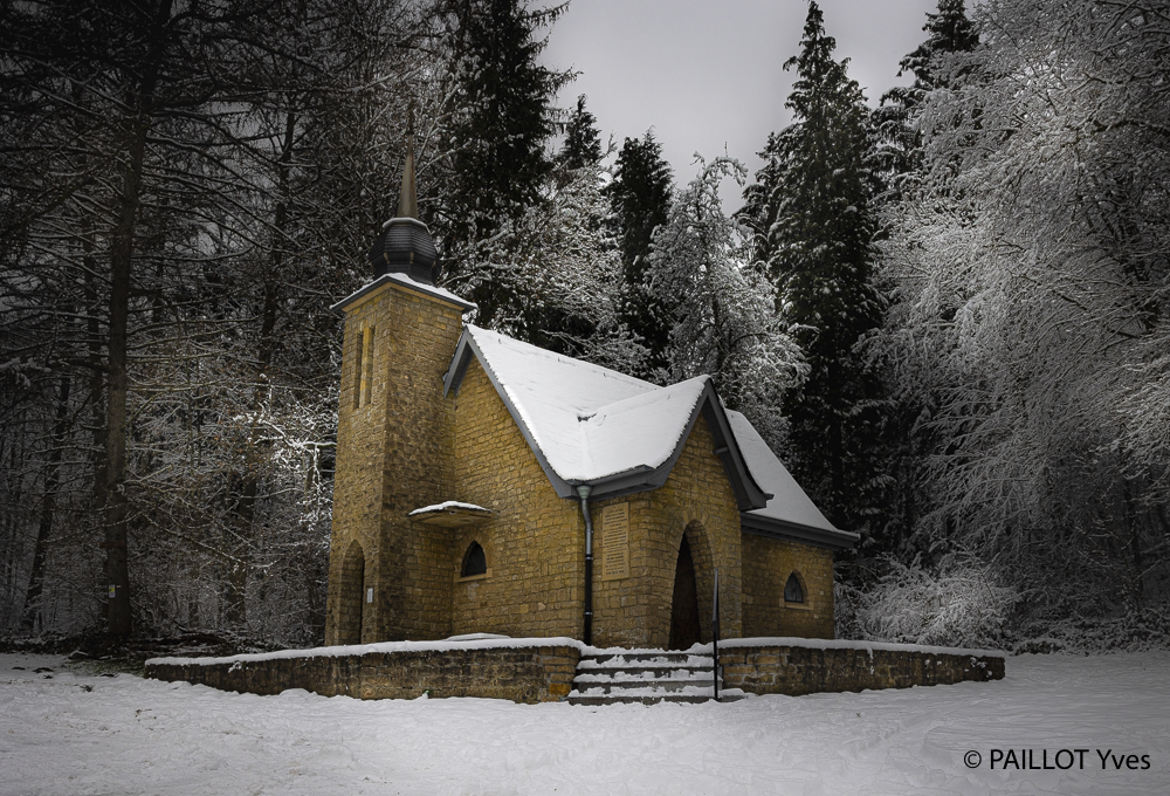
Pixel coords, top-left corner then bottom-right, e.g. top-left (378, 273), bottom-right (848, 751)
top-left (541, 0), bottom-right (942, 201)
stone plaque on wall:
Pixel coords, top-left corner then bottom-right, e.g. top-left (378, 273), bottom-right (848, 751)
top-left (600, 502), bottom-right (630, 580)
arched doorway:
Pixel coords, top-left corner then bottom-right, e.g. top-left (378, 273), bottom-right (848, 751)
top-left (338, 541), bottom-right (365, 644)
top-left (669, 536), bottom-right (701, 649)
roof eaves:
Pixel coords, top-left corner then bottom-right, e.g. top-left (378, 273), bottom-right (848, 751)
top-left (741, 512), bottom-right (860, 550)
top-left (696, 385), bottom-right (771, 511)
top-left (442, 327), bottom-right (475, 397)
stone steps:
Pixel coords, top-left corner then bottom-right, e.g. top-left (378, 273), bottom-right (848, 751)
top-left (566, 650), bottom-right (749, 706)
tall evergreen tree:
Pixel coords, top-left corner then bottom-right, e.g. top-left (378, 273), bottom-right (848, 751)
top-left (871, 0), bottom-right (978, 192)
top-left (606, 130), bottom-right (673, 377)
top-left (437, 0), bottom-right (569, 318)
top-left (740, 1), bottom-right (883, 529)
top-left (558, 94), bottom-right (603, 172)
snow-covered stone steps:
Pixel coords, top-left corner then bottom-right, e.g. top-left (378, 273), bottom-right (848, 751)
top-left (577, 652), bottom-right (714, 670)
top-left (572, 676), bottom-right (717, 692)
top-left (567, 650), bottom-right (749, 705)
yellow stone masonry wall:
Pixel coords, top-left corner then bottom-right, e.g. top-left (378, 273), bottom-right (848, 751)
top-left (741, 533), bottom-right (834, 638)
top-left (326, 282), bottom-right (464, 644)
top-left (591, 414), bottom-right (744, 648)
top-left (448, 359), bottom-right (583, 639)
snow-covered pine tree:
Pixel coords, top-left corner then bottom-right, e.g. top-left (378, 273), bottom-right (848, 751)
top-left (740, 1), bottom-right (884, 530)
top-left (558, 94), bottom-right (603, 173)
top-left (647, 156), bottom-right (805, 448)
top-left (871, 0), bottom-right (978, 195)
top-left (436, 0), bottom-right (570, 325)
top-left (605, 131), bottom-right (674, 378)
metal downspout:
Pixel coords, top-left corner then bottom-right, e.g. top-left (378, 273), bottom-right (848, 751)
top-left (576, 484), bottom-right (594, 645)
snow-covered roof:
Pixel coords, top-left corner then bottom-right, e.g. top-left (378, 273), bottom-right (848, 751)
top-left (443, 325), bottom-right (853, 547)
top-left (728, 412), bottom-right (860, 548)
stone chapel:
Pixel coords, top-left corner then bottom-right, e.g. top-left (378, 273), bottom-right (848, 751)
top-left (324, 155), bottom-right (858, 650)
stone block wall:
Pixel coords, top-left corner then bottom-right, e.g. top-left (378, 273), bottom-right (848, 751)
top-left (374, 285), bottom-right (464, 641)
top-left (718, 640), bottom-right (1005, 696)
top-left (145, 642), bottom-right (582, 704)
top-left (448, 359), bottom-right (584, 639)
top-left (326, 281), bottom-right (465, 644)
top-left (326, 292), bottom-right (389, 644)
top-left (740, 535), bottom-right (834, 638)
top-left (592, 415), bottom-right (744, 649)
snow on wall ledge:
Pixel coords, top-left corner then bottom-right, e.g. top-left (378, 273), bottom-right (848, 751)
top-left (145, 636), bottom-right (1004, 704)
top-left (714, 638), bottom-right (1005, 696)
top-left (145, 638), bottom-right (582, 704)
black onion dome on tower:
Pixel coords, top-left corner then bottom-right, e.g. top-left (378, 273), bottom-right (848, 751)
top-left (367, 145), bottom-right (439, 285)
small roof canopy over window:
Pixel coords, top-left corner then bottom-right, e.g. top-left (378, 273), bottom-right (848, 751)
top-left (461, 541), bottom-right (487, 577)
top-left (784, 572), bottom-right (805, 603)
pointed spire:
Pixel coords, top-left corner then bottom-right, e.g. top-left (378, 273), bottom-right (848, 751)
top-left (397, 100), bottom-right (419, 219)
top-left (366, 106), bottom-right (439, 285)
top-left (397, 143), bottom-right (419, 220)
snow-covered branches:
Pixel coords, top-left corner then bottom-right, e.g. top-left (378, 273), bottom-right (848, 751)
top-left (873, 0), bottom-right (1170, 613)
top-left (648, 156), bottom-right (804, 448)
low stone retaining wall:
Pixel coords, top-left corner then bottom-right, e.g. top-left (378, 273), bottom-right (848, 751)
top-left (145, 638), bottom-right (582, 704)
top-left (713, 637), bottom-right (1005, 696)
top-left (146, 636), bottom-right (1004, 704)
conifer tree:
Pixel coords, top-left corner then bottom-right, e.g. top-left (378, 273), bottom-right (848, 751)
top-left (741, 1), bottom-right (883, 529)
top-left (559, 94), bottom-right (603, 172)
top-left (872, 0), bottom-right (978, 191)
top-left (606, 131), bottom-right (673, 377)
top-left (438, 0), bottom-right (568, 303)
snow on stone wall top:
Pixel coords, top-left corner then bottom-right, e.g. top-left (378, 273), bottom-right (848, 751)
top-left (147, 636), bottom-right (587, 668)
top-left (709, 636), bottom-right (1007, 660)
top-left (147, 634), bottom-right (1003, 669)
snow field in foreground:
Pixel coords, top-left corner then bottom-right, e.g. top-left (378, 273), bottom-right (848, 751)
top-left (1, 651), bottom-right (1167, 795)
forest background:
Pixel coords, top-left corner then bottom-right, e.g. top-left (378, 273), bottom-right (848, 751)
top-left (2, 0), bottom-right (1167, 652)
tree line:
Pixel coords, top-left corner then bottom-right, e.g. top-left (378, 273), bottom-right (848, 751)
top-left (2, 0), bottom-right (1167, 649)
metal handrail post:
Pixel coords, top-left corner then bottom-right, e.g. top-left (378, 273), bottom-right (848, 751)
top-left (712, 567), bottom-right (720, 702)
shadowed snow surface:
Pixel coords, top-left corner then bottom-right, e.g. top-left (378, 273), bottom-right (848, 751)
top-left (1, 652), bottom-right (1167, 794)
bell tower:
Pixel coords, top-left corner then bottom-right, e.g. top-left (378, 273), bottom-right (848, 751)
top-left (325, 146), bottom-right (473, 644)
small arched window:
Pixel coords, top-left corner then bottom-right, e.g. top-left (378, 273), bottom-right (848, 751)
top-left (784, 572), bottom-right (805, 604)
top-left (461, 541), bottom-right (487, 577)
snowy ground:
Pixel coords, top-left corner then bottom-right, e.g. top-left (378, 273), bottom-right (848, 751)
top-left (1, 652), bottom-right (1167, 795)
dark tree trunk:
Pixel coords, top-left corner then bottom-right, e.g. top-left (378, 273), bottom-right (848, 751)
top-left (223, 106), bottom-right (297, 629)
top-left (101, 0), bottom-right (173, 639)
top-left (21, 376), bottom-right (71, 632)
